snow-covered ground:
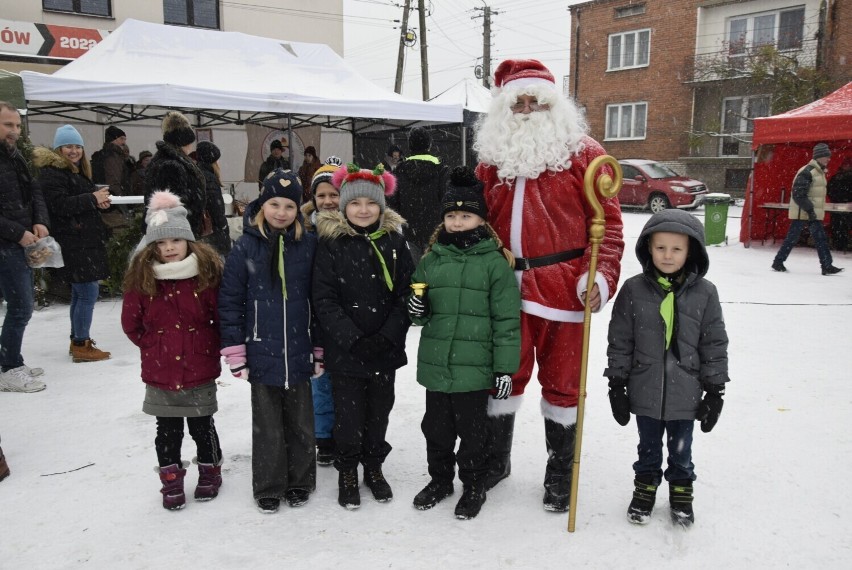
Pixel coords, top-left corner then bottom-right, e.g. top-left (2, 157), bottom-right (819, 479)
top-left (1, 205), bottom-right (850, 569)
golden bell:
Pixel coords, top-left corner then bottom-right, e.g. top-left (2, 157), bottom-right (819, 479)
top-left (410, 283), bottom-right (428, 297)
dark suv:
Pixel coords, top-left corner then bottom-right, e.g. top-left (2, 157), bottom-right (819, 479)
top-left (617, 159), bottom-right (708, 213)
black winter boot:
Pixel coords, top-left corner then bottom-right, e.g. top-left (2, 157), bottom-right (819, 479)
top-left (338, 468), bottom-right (361, 510)
top-left (454, 485), bottom-right (487, 520)
top-left (484, 413), bottom-right (515, 491)
top-left (626, 474), bottom-right (658, 524)
top-left (363, 465), bottom-right (393, 503)
top-left (316, 438), bottom-right (334, 467)
top-left (669, 479), bottom-right (695, 527)
top-left (413, 479), bottom-right (454, 510)
top-left (542, 420), bottom-right (576, 512)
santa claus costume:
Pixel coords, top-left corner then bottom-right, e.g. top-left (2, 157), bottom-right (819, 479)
top-left (474, 59), bottom-right (624, 511)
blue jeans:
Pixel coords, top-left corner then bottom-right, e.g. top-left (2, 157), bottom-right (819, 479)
top-left (70, 281), bottom-right (99, 341)
top-left (311, 371), bottom-right (335, 440)
top-left (0, 247), bottom-right (34, 371)
top-left (634, 415), bottom-right (696, 484)
top-left (774, 219), bottom-right (833, 269)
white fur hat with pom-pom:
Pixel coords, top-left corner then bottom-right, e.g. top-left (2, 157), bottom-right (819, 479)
top-left (144, 190), bottom-right (196, 245)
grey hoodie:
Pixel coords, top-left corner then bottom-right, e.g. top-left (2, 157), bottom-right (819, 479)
top-left (605, 209), bottom-right (729, 421)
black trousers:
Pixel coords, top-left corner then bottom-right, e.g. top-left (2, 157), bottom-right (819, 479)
top-left (251, 381), bottom-right (316, 499)
top-left (155, 416), bottom-right (221, 467)
top-left (421, 389), bottom-right (490, 487)
top-left (332, 372), bottom-right (395, 471)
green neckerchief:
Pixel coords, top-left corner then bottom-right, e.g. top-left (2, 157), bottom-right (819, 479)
top-left (367, 229), bottom-right (393, 290)
top-left (656, 275), bottom-right (674, 350)
top-left (277, 234), bottom-right (287, 299)
top-left (406, 154), bottom-right (440, 164)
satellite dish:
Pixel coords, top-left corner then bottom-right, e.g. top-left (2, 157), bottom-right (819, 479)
top-left (404, 30), bottom-right (417, 47)
top-left (474, 65), bottom-right (483, 79)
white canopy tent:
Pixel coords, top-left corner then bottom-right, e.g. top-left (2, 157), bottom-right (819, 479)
top-left (19, 19), bottom-right (462, 130)
top-left (429, 78), bottom-right (492, 115)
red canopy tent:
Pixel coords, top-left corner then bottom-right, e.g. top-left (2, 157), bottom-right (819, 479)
top-left (741, 81), bottom-right (852, 245)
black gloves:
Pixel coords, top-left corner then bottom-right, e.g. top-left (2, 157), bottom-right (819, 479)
top-left (351, 333), bottom-right (394, 362)
top-left (493, 373), bottom-right (512, 400)
top-left (696, 384), bottom-right (725, 433)
top-left (607, 378), bottom-right (630, 426)
top-left (408, 294), bottom-right (428, 318)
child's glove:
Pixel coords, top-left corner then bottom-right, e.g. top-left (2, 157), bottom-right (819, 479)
top-left (696, 384), bottom-right (725, 433)
top-left (351, 334), bottom-right (393, 362)
top-left (493, 373), bottom-right (512, 400)
top-left (407, 294), bottom-right (428, 318)
top-left (607, 377), bottom-right (630, 426)
top-left (312, 347), bottom-right (325, 378)
top-left (220, 345), bottom-right (249, 381)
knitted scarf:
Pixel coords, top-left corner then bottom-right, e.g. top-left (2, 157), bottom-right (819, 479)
top-left (153, 253), bottom-right (199, 280)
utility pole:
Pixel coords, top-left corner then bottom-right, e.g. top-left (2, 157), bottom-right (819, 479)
top-left (473, 3), bottom-right (498, 88)
top-left (394, 0), bottom-right (412, 94)
top-left (418, 0), bottom-right (430, 100)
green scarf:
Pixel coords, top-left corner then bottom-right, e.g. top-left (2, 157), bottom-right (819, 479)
top-left (367, 229), bottom-right (394, 290)
top-left (656, 275), bottom-right (674, 350)
top-left (277, 234), bottom-right (287, 299)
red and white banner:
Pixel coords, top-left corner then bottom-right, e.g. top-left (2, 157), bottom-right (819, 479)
top-left (0, 19), bottom-right (108, 60)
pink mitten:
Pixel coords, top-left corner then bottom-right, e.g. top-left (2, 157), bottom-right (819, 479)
top-left (220, 345), bottom-right (249, 380)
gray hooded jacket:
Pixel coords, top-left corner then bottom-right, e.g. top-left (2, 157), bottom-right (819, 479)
top-left (605, 209), bottom-right (729, 421)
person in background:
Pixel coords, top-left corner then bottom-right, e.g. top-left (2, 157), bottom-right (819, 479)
top-left (381, 145), bottom-right (403, 174)
top-left (258, 139), bottom-right (290, 190)
top-left (91, 125), bottom-right (131, 196)
top-left (34, 124), bottom-right (112, 363)
top-left (0, 101), bottom-right (49, 393)
top-left (474, 59), bottom-right (624, 512)
top-left (772, 143), bottom-right (843, 275)
top-left (605, 209), bottom-right (729, 528)
top-left (312, 163), bottom-right (414, 510)
top-left (408, 166), bottom-right (521, 520)
top-left (389, 128), bottom-right (448, 262)
top-left (195, 141), bottom-right (232, 256)
top-left (219, 169), bottom-right (317, 514)
top-left (298, 146), bottom-right (322, 203)
top-left (301, 156), bottom-right (343, 466)
top-left (130, 150), bottom-right (153, 197)
top-left (122, 190), bottom-right (225, 511)
top-left (827, 156), bottom-right (852, 252)
top-left (145, 111), bottom-right (207, 238)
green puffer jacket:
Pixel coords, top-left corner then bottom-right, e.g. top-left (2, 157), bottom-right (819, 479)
top-left (411, 237), bottom-right (521, 393)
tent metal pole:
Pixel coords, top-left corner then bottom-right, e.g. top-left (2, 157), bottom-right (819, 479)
top-left (461, 125), bottom-right (467, 166)
top-left (745, 150), bottom-right (756, 248)
top-left (287, 114), bottom-right (293, 166)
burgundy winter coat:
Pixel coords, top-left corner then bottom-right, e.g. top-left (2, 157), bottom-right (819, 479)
top-left (122, 278), bottom-right (221, 391)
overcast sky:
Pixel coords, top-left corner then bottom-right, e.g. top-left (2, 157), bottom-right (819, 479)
top-left (343, 0), bottom-right (582, 100)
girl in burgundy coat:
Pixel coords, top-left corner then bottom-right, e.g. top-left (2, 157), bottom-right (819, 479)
top-left (121, 191), bottom-right (225, 511)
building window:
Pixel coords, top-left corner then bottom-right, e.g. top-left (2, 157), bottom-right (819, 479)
top-left (43, 0), bottom-right (111, 17)
top-left (725, 169), bottom-right (751, 191)
top-left (720, 95), bottom-right (770, 155)
top-left (615, 4), bottom-right (646, 19)
top-left (728, 6), bottom-right (805, 57)
top-left (605, 102), bottom-right (647, 140)
top-left (164, 0), bottom-right (220, 29)
top-left (608, 29), bottom-right (651, 71)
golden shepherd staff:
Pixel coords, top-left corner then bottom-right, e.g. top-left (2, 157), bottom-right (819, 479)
top-left (568, 155), bottom-right (622, 533)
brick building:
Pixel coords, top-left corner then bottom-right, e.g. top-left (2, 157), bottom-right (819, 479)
top-left (569, 0), bottom-right (851, 197)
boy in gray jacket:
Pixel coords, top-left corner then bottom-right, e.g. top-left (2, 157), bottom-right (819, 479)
top-left (605, 209), bottom-right (729, 528)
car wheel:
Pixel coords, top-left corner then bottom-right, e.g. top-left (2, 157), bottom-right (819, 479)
top-left (648, 194), bottom-right (671, 213)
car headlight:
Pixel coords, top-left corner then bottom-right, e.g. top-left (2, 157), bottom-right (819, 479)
top-left (670, 185), bottom-right (686, 193)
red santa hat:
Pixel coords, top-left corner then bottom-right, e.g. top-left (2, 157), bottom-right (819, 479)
top-left (493, 59), bottom-right (555, 91)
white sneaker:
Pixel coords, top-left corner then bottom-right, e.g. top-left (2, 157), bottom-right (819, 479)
top-left (0, 366), bottom-right (47, 393)
top-left (23, 365), bottom-right (45, 377)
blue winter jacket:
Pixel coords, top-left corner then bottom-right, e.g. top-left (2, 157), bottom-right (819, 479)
top-left (219, 200), bottom-right (317, 387)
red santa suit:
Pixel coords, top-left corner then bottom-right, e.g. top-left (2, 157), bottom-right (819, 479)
top-left (477, 136), bottom-right (624, 414)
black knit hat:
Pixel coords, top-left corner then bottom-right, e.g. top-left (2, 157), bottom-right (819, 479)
top-left (161, 111), bottom-right (196, 147)
top-left (408, 127), bottom-right (431, 154)
top-left (105, 125), bottom-right (126, 143)
top-left (441, 166), bottom-right (487, 219)
top-left (259, 168), bottom-right (303, 211)
top-left (196, 141), bottom-right (221, 164)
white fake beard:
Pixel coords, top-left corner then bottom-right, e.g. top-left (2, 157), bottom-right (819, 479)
top-left (475, 90), bottom-right (588, 181)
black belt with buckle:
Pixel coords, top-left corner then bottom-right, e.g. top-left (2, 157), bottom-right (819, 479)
top-left (515, 248), bottom-right (585, 271)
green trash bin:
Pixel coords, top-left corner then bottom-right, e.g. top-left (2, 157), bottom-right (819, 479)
top-left (703, 193), bottom-right (731, 246)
